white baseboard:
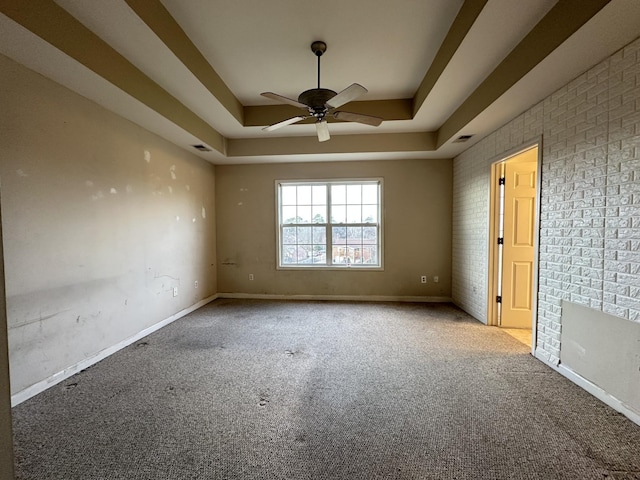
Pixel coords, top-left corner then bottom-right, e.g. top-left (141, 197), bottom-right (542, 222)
top-left (217, 293), bottom-right (453, 303)
top-left (11, 294), bottom-right (218, 407)
top-left (534, 351), bottom-right (640, 427)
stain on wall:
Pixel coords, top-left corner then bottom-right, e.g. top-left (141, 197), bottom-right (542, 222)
top-left (0, 54), bottom-right (217, 396)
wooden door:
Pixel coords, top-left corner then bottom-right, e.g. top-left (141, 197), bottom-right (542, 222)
top-left (501, 153), bottom-right (537, 328)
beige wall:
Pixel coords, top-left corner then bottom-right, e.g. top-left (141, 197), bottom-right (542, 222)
top-left (216, 159), bottom-right (452, 298)
top-left (0, 54), bottom-right (217, 398)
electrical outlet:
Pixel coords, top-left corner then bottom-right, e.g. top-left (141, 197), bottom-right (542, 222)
top-left (249, 273), bottom-right (254, 281)
top-left (420, 275), bottom-right (427, 284)
top-left (433, 276), bottom-right (439, 283)
top-left (173, 287), bottom-right (178, 297)
top-left (194, 280), bottom-right (198, 288)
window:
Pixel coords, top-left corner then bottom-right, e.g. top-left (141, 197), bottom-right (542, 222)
top-left (276, 179), bottom-right (382, 268)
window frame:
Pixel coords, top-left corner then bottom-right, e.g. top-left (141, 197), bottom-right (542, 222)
top-left (275, 178), bottom-right (384, 271)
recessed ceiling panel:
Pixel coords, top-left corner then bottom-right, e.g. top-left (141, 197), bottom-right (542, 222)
top-left (161, 0), bottom-right (464, 104)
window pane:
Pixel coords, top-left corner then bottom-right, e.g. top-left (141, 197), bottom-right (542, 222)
top-left (312, 185), bottom-right (326, 205)
top-left (363, 226), bottom-right (377, 244)
top-left (312, 206), bottom-right (326, 224)
top-left (297, 245), bottom-right (312, 263)
top-left (331, 205), bottom-right (346, 224)
top-left (312, 245), bottom-right (326, 264)
top-left (338, 246), bottom-right (359, 265)
top-left (362, 184), bottom-right (378, 204)
top-left (347, 205), bottom-right (361, 223)
top-left (282, 206), bottom-right (297, 224)
top-left (282, 226), bottom-right (297, 244)
top-left (297, 205), bottom-right (311, 223)
top-left (331, 185), bottom-right (346, 204)
top-left (313, 226), bottom-right (326, 244)
top-left (362, 246), bottom-right (377, 264)
top-left (346, 184), bottom-right (361, 204)
top-left (362, 205), bottom-right (377, 223)
top-left (282, 186), bottom-right (297, 206)
top-left (297, 185), bottom-right (312, 205)
top-left (332, 226), bottom-right (346, 244)
top-left (282, 245), bottom-right (297, 264)
top-left (347, 226), bottom-right (362, 244)
top-left (297, 226), bottom-right (311, 244)
top-left (332, 246), bottom-right (348, 264)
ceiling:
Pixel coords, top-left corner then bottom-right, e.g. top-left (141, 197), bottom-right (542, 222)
top-left (1, 0), bottom-right (639, 165)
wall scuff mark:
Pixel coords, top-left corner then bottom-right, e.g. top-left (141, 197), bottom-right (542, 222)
top-left (2, 54), bottom-right (218, 402)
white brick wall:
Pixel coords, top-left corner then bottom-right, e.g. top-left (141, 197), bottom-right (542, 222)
top-left (452, 36), bottom-right (640, 362)
top-left (452, 137), bottom-right (493, 322)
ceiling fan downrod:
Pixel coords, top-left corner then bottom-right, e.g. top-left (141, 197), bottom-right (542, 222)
top-left (311, 41), bottom-right (327, 89)
top-left (297, 41), bottom-right (336, 119)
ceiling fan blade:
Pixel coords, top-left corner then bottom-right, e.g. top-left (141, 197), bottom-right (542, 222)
top-left (333, 111), bottom-right (383, 127)
top-left (326, 83), bottom-right (368, 109)
top-left (316, 120), bottom-right (330, 142)
top-left (263, 116), bottom-right (307, 132)
top-left (261, 92), bottom-right (308, 109)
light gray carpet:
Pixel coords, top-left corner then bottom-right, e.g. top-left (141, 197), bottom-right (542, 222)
top-left (11, 300), bottom-right (640, 479)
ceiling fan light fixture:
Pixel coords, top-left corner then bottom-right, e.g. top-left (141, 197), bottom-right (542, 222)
top-left (316, 120), bottom-right (330, 142)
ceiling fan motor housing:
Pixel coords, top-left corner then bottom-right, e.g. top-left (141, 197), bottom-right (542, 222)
top-left (298, 88), bottom-right (337, 116)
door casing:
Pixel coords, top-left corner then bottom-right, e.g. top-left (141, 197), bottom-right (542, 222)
top-left (487, 140), bottom-right (542, 354)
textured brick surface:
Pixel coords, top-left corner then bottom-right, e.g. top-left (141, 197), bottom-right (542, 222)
top-left (452, 37), bottom-right (640, 361)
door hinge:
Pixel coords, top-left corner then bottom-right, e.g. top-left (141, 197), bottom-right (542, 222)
top-left (497, 237), bottom-right (504, 245)
top-left (496, 296), bottom-right (502, 303)
top-left (499, 177), bottom-right (505, 185)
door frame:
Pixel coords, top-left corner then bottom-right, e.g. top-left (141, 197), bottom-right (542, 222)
top-left (487, 138), bottom-right (542, 355)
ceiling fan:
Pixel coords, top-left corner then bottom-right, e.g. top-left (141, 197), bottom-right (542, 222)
top-left (261, 41), bottom-right (383, 142)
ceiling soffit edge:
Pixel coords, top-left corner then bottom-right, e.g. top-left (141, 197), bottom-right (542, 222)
top-left (124, 0), bottom-right (244, 125)
top-left (227, 132), bottom-right (437, 157)
top-left (0, 0), bottom-right (226, 154)
top-left (412, 0), bottom-right (488, 117)
top-left (436, 0), bottom-right (613, 148)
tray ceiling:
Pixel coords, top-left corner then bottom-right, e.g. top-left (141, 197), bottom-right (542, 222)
top-left (1, 0), bottom-right (639, 164)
